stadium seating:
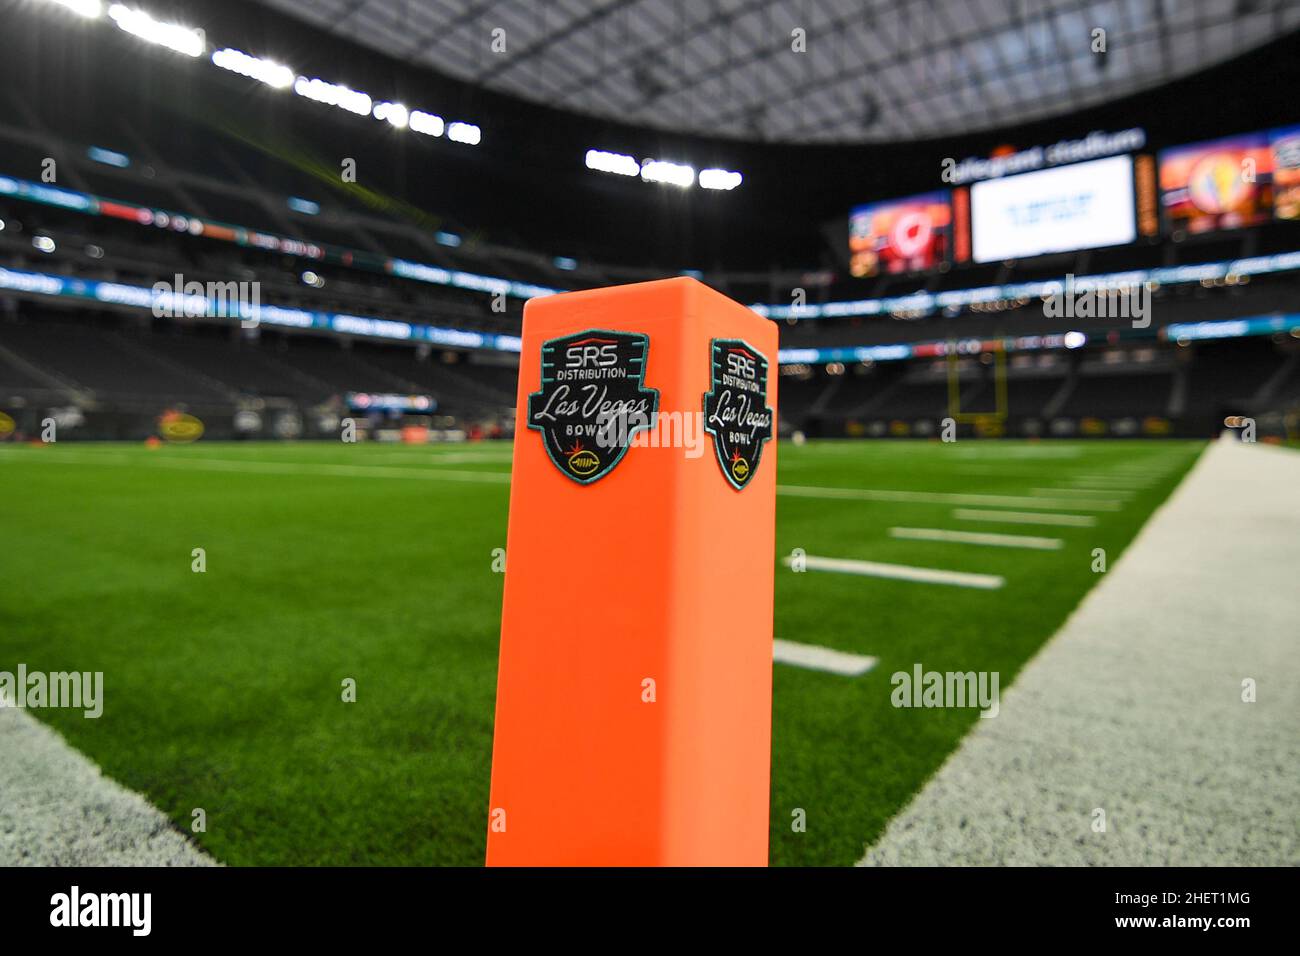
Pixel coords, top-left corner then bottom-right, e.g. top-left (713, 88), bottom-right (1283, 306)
top-left (3, 34), bottom-right (1299, 444)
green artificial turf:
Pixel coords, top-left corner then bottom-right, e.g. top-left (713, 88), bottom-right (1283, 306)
top-left (0, 438), bottom-right (1203, 866)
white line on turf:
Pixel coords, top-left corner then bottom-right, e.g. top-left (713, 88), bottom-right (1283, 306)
top-left (1067, 483), bottom-right (1142, 493)
top-left (773, 639), bottom-right (877, 676)
top-left (952, 508), bottom-right (1096, 527)
top-left (776, 484), bottom-right (1120, 511)
top-left (367, 451), bottom-right (514, 464)
top-left (953, 466), bottom-right (1085, 478)
top-left (950, 447), bottom-right (1083, 459)
top-left (0, 451), bottom-right (512, 484)
top-left (1031, 487), bottom-right (1133, 499)
top-left (888, 527), bottom-right (1063, 550)
top-left (782, 554), bottom-right (1004, 589)
top-left (0, 707), bottom-right (216, 866)
top-left (1071, 473), bottom-right (1153, 481)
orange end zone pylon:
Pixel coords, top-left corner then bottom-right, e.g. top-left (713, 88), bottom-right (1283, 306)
top-left (486, 277), bottom-right (778, 866)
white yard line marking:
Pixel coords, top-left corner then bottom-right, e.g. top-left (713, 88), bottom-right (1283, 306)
top-left (952, 466), bottom-right (1085, 478)
top-left (773, 640), bottom-right (877, 676)
top-left (368, 451), bottom-right (514, 464)
top-left (776, 484), bottom-right (1119, 511)
top-left (783, 554), bottom-right (1004, 589)
top-left (889, 526), bottom-right (1063, 550)
top-left (1032, 487), bottom-right (1133, 499)
top-left (1067, 483), bottom-right (1142, 493)
top-left (1107, 465), bottom-right (1180, 476)
top-left (1072, 472), bottom-right (1154, 481)
top-left (0, 451), bottom-right (512, 485)
top-left (953, 508), bottom-right (1096, 527)
top-left (1070, 476), bottom-right (1148, 486)
top-left (950, 447), bottom-right (1083, 459)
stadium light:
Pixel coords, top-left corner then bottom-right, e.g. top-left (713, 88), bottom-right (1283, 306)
top-left (33, 235), bottom-right (56, 253)
top-left (53, 2), bottom-right (476, 150)
top-left (108, 5), bottom-right (204, 58)
top-left (447, 122), bottom-right (481, 145)
top-left (293, 76), bottom-right (372, 116)
top-left (585, 149), bottom-right (639, 177)
top-left (211, 48), bottom-right (294, 89)
top-left (640, 159), bottom-right (695, 187)
top-left (588, 150), bottom-right (741, 190)
top-left (409, 110), bottom-right (444, 137)
top-left (43, 0), bottom-right (103, 17)
top-left (87, 146), bottom-right (130, 167)
top-left (45, 1), bottom-right (478, 159)
top-left (699, 168), bottom-right (743, 191)
top-left (372, 102), bottom-right (409, 129)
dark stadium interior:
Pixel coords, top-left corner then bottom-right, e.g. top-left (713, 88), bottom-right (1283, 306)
top-left (2, 1), bottom-right (1299, 442)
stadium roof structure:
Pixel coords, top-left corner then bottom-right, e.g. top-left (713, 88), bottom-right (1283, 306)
top-left (254, 0), bottom-right (1298, 143)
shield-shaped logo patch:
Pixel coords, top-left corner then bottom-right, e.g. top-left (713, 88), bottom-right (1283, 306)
top-left (704, 338), bottom-right (773, 490)
top-left (528, 329), bottom-right (659, 484)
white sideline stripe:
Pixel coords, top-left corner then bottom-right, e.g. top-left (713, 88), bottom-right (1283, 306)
top-left (774, 640), bottom-right (877, 676)
top-left (889, 526), bottom-right (1063, 550)
top-left (0, 707), bottom-right (216, 866)
top-left (0, 451), bottom-right (512, 485)
top-left (776, 484), bottom-right (1119, 511)
top-left (953, 508), bottom-right (1096, 527)
top-left (783, 554), bottom-right (1004, 589)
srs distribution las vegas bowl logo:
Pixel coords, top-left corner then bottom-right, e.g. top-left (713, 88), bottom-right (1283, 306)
top-left (528, 330), bottom-right (659, 484)
top-left (704, 339), bottom-right (773, 490)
